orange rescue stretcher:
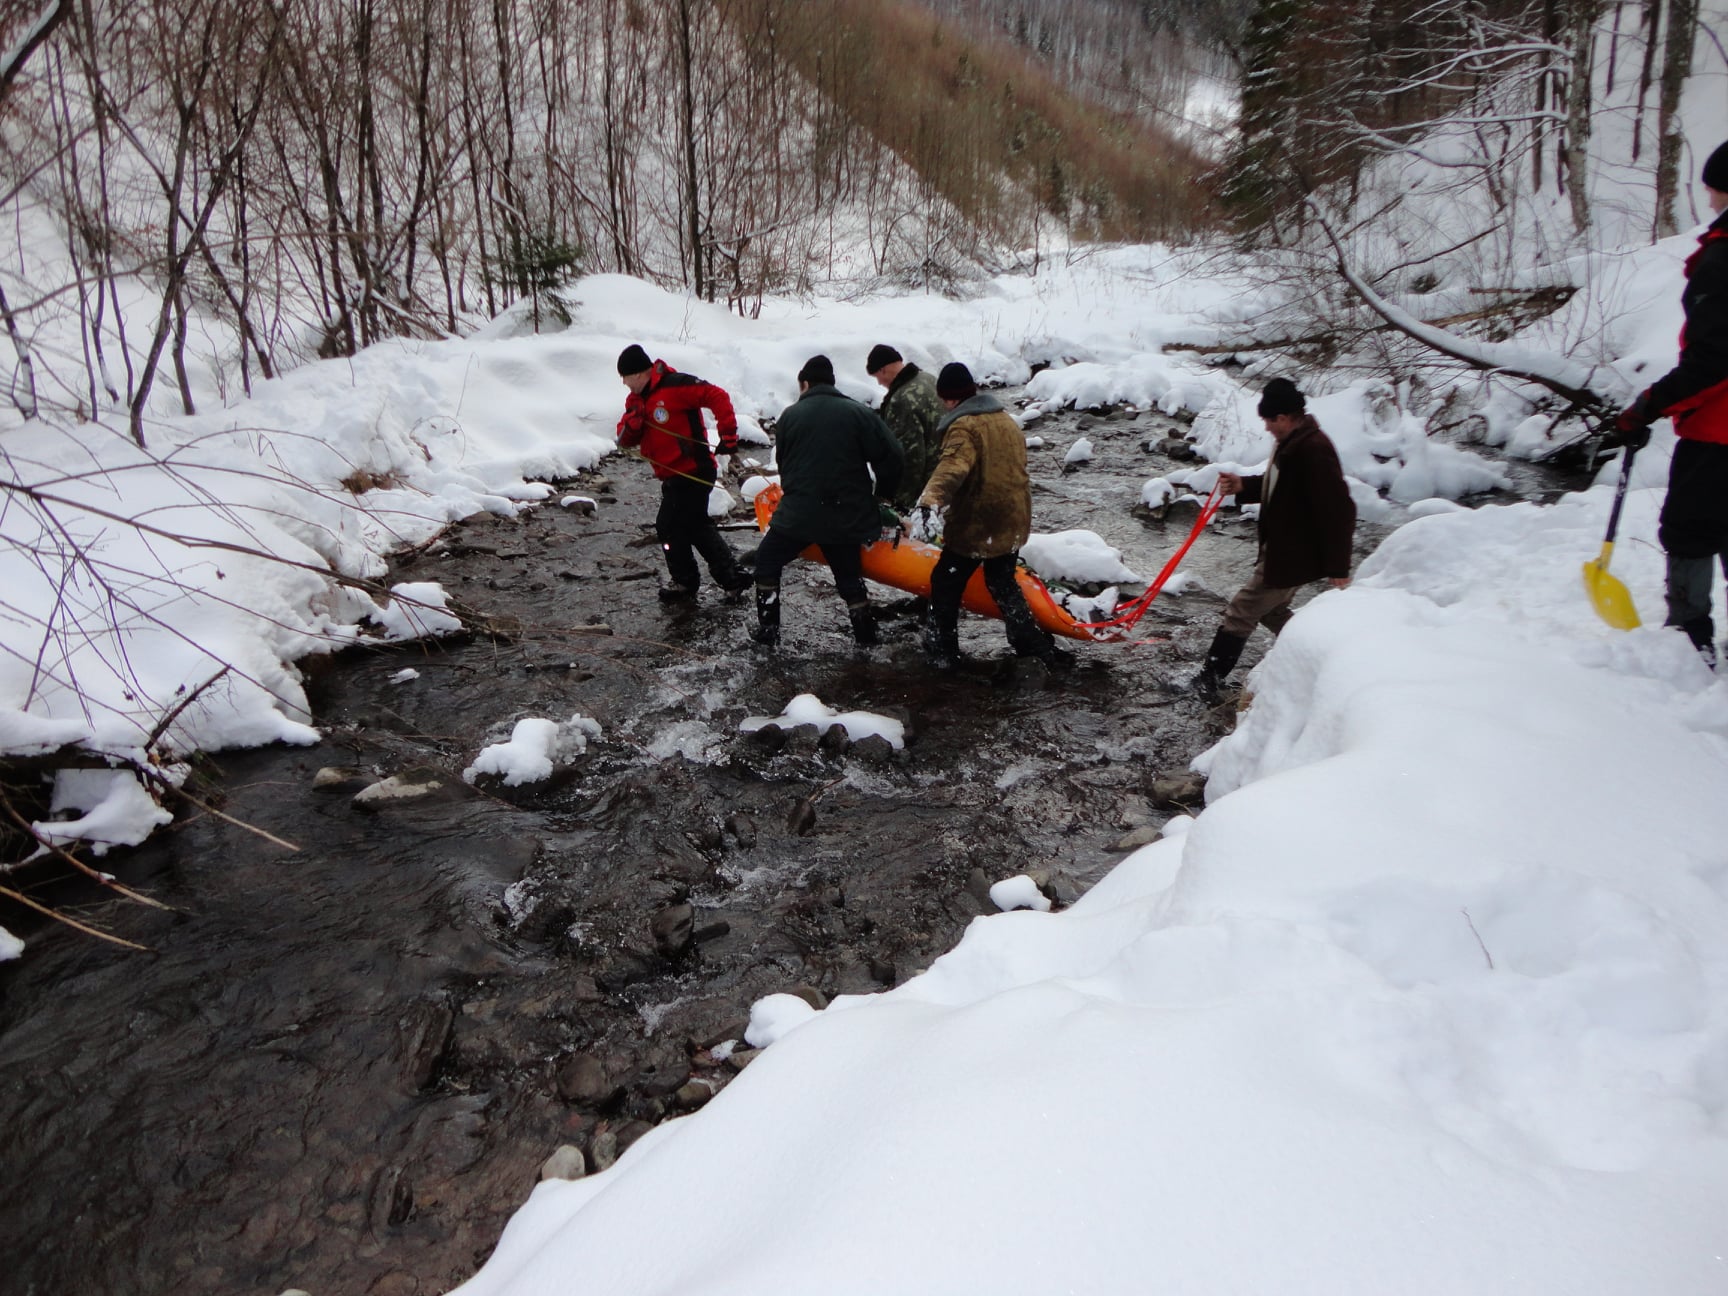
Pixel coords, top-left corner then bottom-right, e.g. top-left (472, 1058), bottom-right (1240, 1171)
top-left (749, 483), bottom-right (1223, 644)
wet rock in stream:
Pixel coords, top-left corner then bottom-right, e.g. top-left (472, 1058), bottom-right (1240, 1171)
top-left (1, 388), bottom-right (1509, 1296)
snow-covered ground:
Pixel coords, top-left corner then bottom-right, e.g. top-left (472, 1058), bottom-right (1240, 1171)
top-left (445, 412), bottom-right (1728, 1296)
top-left (6, 226), bottom-right (1728, 1291)
top-left (5, 23), bottom-right (1728, 1287)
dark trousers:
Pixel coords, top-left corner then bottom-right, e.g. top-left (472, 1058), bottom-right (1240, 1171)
top-left (1658, 439), bottom-right (1728, 648)
top-left (657, 473), bottom-right (741, 590)
top-left (753, 527), bottom-right (866, 605)
top-left (926, 549), bottom-right (1052, 657)
top-left (1665, 552), bottom-right (1727, 645)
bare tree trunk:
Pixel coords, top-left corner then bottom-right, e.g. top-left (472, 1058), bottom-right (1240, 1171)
top-left (675, 0), bottom-right (705, 299)
top-left (1632, 0), bottom-right (1661, 163)
top-left (1563, 0), bottom-right (1600, 232)
top-left (456, 21), bottom-right (496, 317)
top-left (398, 0), bottom-right (439, 305)
top-left (490, 0), bottom-right (523, 304)
top-left (126, 0), bottom-right (282, 443)
top-left (350, 0), bottom-right (386, 347)
top-left (1653, 0), bottom-right (1697, 237)
top-left (0, 283), bottom-right (39, 419)
top-left (43, 39), bottom-right (101, 416)
top-left (0, 0), bottom-right (71, 101)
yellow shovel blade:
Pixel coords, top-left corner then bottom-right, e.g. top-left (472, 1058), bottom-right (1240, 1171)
top-left (1582, 542), bottom-right (1640, 630)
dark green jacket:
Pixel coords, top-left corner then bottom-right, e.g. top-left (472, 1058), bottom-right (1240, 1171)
top-left (770, 384), bottom-right (904, 544)
top-left (879, 365), bottom-right (946, 511)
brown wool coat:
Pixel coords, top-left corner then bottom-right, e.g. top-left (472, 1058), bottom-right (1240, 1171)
top-left (918, 395), bottom-right (1032, 559)
top-left (1236, 415), bottom-right (1356, 588)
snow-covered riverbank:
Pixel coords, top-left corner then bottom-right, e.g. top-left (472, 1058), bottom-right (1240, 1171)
top-left (6, 237), bottom-right (1728, 1294)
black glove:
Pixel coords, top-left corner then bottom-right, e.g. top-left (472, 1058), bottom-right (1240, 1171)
top-left (1603, 391), bottom-right (1654, 450)
top-left (912, 504), bottom-right (938, 541)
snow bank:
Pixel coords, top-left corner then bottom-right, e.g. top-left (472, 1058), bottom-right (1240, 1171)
top-left (449, 463), bottom-right (1728, 1296)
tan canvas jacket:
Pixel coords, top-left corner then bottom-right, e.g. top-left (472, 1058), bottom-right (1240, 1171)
top-left (919, 394), bottom-right (1032, 559)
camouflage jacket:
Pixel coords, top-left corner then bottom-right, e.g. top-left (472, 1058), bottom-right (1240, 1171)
top-left (878, 364), bottom-right (946, 511)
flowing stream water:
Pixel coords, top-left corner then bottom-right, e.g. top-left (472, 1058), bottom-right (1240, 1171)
top-left (0, 394), bottom-right (1582, 1296)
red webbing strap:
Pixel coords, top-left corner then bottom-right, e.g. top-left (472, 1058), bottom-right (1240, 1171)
top-left (1075, 486), bottom-right (1223, 640)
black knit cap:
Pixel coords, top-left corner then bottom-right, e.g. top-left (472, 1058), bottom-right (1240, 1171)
top-left (1256, 377), bottom-right (1306, 418)
top-left (798, 354), bottom-right (836, 386)
top-left (617, 344), bottom-right (652, 376)
top-left (935, 361), bottom-right (977, 401)
top-left (865, 343), bottom-right (902, 374)
top-left (1703, 140), bottom-right (1728, 193)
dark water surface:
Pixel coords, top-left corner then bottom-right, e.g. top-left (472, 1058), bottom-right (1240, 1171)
top-left (0, 397), bottom-right (1561, 1296)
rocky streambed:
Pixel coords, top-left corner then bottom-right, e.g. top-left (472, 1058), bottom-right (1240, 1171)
top-left (1, 394), bottom-right (1531, 1296)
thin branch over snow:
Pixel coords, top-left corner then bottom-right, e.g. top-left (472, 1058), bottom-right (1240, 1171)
top-left (1304, 198), bottom-right (1625, 412)
top-left (0, 0), bottom-right (69, 102)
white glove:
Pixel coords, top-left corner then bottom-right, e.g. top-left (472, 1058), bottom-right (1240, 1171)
top-left (910, 504), bottom-right (942, 542)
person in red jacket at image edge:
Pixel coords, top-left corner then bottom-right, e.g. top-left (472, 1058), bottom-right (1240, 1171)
top-left (615, 343), bottom-right (752, 600)
top-left (1605, 139), bottom-right (1728, 666)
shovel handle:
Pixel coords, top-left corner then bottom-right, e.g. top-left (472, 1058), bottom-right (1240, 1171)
top-left (1602, 446), bottom-right (1638, 545)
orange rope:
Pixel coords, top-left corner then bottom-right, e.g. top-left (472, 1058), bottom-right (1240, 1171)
top-left (1073, 486), bottom-right (1223, 641)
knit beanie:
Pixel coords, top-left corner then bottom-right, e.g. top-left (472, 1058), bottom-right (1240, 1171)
top-left (617, 344), bottom-right (652, 376)
top-left (798, 354), bottom-right (836, 386)
top-left (1256, 377), bottom-right (1306, 418)
top-left (1703, 140), bottom-right (1728, 193)
top-left (865, 343), bottom-right (903, 374)
top-left (935, 361), bottom-right (977, 401)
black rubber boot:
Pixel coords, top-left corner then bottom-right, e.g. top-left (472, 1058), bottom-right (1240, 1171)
top-left (697, 529), bottom-right (752, 594)
top-left (1679, 615), bottom-right (1717, 669)
top-left (754, 583), bottom-right (781, 646)
top-left (922, 611), bottom-right (961, 668)
top-left (847, 600), bottom-right (878, 647)
top-left (1193, 628), bottom-right (1248, 700)
top-left (1040, 644), bottom-right (1077, 671)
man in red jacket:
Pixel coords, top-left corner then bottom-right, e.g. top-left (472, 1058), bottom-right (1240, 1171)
top-left (616, 344), bottom-right (751, 600)
top-left (1190, 377), bottom-right (1356, 700)
top-left (1605, 140), bottom-right (1728, 666)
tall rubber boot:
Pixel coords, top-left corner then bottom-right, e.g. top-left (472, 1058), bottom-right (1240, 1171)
top-left (847, 600), bottom-right (878, 647)
top-left (922, 608), bottom-right (961, 668)
top-left (754, 583), bottom-right (781, 646)
top-left (695, 525), bottom-right (751, 593)
top-left (925, 558), bottom-right (967, 668)
top-left (1679, 615), bottom-right (1717, 669)
top-left (1193, 628), bottom-right (1247, 701)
